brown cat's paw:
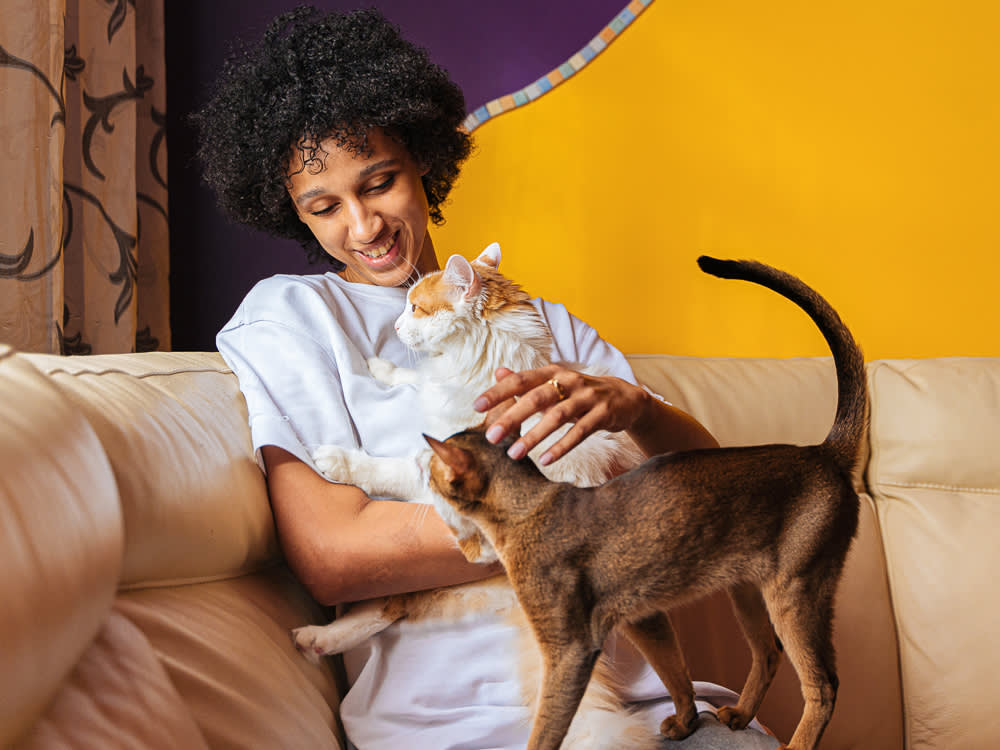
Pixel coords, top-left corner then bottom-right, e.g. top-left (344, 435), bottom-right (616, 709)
top-left (660, 710), bottom-right (697, 741)
top-left (717, 705), bottom-right (752, 731)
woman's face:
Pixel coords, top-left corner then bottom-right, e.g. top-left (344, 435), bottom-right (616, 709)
top-left (287, 128), bottom-right (438, 287)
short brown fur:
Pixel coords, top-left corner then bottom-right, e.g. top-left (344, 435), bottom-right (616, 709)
top-left (426, 257), bottom-right (867, 750)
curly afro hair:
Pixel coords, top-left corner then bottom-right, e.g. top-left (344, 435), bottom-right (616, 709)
top-left (193, 6), bottom-right (473, 269)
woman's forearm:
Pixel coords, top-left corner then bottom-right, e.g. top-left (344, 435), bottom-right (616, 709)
top-left (262, 446), bottom-right (501, 605)
top-left (475, 365), bottom-right (719, 465)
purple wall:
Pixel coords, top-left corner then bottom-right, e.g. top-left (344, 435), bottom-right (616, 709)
top-left (165, 0), bottom-right (626, 349)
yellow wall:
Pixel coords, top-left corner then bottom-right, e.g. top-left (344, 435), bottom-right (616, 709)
top-left (432, 0), bottom-right (1000, 358)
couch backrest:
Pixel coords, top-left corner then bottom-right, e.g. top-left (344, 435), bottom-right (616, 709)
top-left (866, 358), bottom-right (1000, 748)
top-left (19, 350), bottom-right (278, 590)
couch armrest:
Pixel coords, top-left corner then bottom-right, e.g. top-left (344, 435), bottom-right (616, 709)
top-left (0, 346), bottom-right (122, 745)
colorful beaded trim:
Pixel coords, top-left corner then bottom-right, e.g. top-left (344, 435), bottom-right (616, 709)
top-left (461, 0), bottom-right (655, 133)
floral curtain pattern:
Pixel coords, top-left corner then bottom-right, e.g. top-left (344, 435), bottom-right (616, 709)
top-left (0, 0), bottom-right (169, 354)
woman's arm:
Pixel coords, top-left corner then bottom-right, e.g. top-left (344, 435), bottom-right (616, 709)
top-left (474, 365), bottom-right (719, 465)
top-left (262, 446), bottom-right (502, 606)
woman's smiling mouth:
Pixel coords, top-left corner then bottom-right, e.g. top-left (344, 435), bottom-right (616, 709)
top-left (357, 230), bottom-right (399, 263)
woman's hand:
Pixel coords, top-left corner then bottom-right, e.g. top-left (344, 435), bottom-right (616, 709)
top-left (473, 365), bottom-right (718, 466)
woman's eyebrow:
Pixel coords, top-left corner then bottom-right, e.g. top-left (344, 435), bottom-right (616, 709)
top-left (359, 159), bottom-right (399, 177)
top-left (293, 159), bottom-right (401, 206)
top-left (293, 186), bottom-right (328, 206)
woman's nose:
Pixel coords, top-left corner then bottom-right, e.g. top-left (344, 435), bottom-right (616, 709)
top-left (345, 199), bottom-right (384, 244)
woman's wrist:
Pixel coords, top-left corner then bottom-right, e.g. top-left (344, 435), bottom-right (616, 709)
top-left (627, 387), bottom-right (719, 456)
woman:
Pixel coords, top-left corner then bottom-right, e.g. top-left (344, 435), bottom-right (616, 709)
top-left (196, 7), bottom-right (778, 749)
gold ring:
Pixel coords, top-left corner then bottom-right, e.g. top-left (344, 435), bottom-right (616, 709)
top-left (547, 377), bottom-right (568, 401)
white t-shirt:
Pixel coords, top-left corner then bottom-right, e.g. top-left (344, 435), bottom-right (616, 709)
top-left (217, 271), bottom-right (748, 750)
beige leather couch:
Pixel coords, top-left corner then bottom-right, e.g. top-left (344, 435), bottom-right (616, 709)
top-left (2, 342), bottom-right (997, 749)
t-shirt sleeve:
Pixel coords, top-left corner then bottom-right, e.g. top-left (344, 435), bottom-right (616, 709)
top-left (534, 299), bottom-right (670, 404)
top-left (216, 282), bottom-right (358, 474)
top-left (533, 299), bottom-right (637, 384)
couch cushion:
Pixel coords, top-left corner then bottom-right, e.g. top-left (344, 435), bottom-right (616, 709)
top-left (115, 567), bottom-right (345, 749)
top-left (20, 351), bottom-right (277, 588)
top-left (0, 345), bottom-right (122, 746)
top-left (14, 610), bottom-right (210, 750)
top-left (867, 357), bottom-right (1000, 748)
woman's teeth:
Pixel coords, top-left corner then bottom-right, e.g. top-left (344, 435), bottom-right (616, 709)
top-left (361, 234), bottom-right (396, 259)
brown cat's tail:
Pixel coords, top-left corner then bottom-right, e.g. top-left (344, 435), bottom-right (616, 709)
top-left (696, 256), bottom-right (868, 471)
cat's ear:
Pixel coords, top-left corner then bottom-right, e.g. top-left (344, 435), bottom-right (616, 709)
top-left (473, 242), bottom-right (501, 269)
top-left (424, 434), bottom-right (475, 481)
top-left (443, 254), bottom-right (481, 302)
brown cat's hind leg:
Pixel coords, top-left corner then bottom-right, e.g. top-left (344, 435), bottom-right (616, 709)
top-left (717, 583), bottom-right (783, 731)
top-left (526, 642), bottom-right (603, 750)
top-left (620, 611), bottom-right (698, 741)
top-left (763, 580), bottom-right (838, 750)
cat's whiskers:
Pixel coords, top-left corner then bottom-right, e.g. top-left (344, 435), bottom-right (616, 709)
top-left (347, 248), bottom-right (424, 287)
top-left (406, 500), bottom-right (433, 533)
top-left (399, 254), bottom-right (423, 288)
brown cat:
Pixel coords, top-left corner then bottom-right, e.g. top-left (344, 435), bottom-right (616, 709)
top-left (423, 256), bottom-right (867, 750)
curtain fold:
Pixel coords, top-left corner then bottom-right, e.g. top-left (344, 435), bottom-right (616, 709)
top-left (1, 0), bottom-right (169, 354)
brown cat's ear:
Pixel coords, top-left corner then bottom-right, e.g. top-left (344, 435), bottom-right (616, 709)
top-left (472, 242), bottom-right (501, 269)
top-left (424, 434), bottom-right (475, 480)
top-left (442, 254), bottom-right (482, 303)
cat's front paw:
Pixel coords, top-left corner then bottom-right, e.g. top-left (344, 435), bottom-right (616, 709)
top-left (291, 625), bottom-right (336, 665)
top-left (313, 445), bottom-right (356, 483)
top-left (660, 707), bottom-right (698, 741)
top-left (456, 532), bottom-right (499, 565)
top-left (367, 357), bottom-right (396, 383)
top-left (716, 705), bottom-right (752, 731)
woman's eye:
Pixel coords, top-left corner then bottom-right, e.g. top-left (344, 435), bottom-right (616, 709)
top-left (367, 175), bottom-right (395, 193)
top-left (310, 203), bottom-right (338, 217)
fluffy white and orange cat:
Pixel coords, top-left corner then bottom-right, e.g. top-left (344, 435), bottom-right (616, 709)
top-left (295, 244), bottom-right (654, 749)
top-left (310, 243), bottom-right (643, 563)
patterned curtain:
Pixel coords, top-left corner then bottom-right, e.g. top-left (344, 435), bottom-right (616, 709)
top-left (0, 0), bottom-right (169, 354)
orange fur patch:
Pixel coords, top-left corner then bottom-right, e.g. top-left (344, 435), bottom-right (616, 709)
top-left (408, 274), bottom-right (454, 317)
top-left (398, 575), bottom-right (515, 622)
top-left (458, 533), bottom-right (482, 562)
top-left (474, 265), bottom-right (534, 321)
top-left (408, 263), bottom-right (535, 321)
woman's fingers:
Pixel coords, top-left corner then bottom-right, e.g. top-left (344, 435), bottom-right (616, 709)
top-left (480, 367), bottom-right (579, 446)
top-left (527, 408), bottom-right (608, 466)
top-left (500, 393), bottom-right (585, 460)
top-left (476, 365), bottom-right (646, 465)
top-left (474, 365), bottom-right (558, 414)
